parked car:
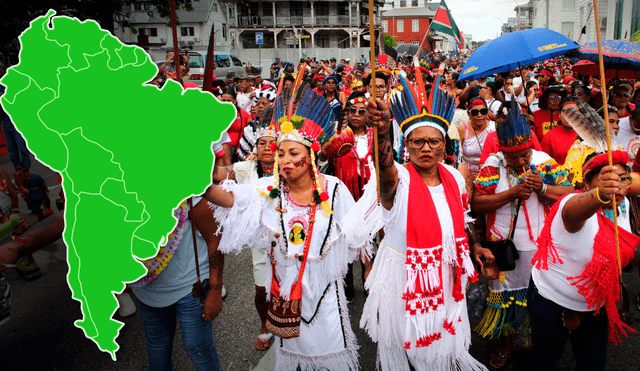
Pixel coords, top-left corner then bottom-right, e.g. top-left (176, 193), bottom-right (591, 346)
top-left (207, 52), bottom-right (247, 82)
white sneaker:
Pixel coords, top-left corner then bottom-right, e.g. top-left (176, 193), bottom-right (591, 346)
top-left (221, 284), bottom-right (227, 300)
top-left (116, 293), bottom-right (137, 317)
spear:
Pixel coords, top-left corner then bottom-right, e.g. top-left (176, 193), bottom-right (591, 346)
top-left (368, 0), bottom-right (381, 204)
top-left (592, 0), bottom-right (625, 307)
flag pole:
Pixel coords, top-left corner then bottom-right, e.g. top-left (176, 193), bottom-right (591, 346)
top-left (592, 0), bottom-right (624, 298)
top-left (368, 0), bottom-right (381, 205)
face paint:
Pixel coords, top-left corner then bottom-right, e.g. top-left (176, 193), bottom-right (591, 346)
top-left (293, 157), bottom-right (307, 167)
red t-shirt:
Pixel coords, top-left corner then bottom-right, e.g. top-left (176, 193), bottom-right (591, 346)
top-left (479, 131), bottom-right (542, 167)
top-left (540, 125), bottom-right (577, 164)
top-left (533, 109), bottom-right (560, 142)
top-left (618, 103), bottom-right (636, 119)
top-left (227, 110), bottom-right (251, 148)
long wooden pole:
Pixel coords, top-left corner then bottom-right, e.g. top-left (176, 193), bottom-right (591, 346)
top-left (369, 0), bottom-right (381, 204)
top-left (592, 0), bottom-right (624, 290)
top-left (169, 0), bottom-right (183, 86)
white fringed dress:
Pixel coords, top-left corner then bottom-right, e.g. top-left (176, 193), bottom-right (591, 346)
top-left (213, 174), bottom-right (365, 371)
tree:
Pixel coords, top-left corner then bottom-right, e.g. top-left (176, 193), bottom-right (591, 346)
top-left (0, 0), bottom-right (197, 65)
top-left (632, 30), bottom-right (640, 43)
top-left (383, 34), bottom-right (397, 48)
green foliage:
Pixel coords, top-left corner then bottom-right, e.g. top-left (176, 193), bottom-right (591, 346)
top-left (383, 34), bottom-right (397, 48)
top-left (632, 31), bottom-right (640, 43)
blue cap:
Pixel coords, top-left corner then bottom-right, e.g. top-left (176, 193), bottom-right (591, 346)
top-left (322, 76), bottom-right (339, 85)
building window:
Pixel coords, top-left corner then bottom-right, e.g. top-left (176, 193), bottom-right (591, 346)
top-left (561, 22), bottom-right (574, 37)
top-left (317, 35), bottom-right (330, 48)
top-left (397, 41), bottom-right (405, 44)
top-left (229, 6), bottom-right (235, 18)
top-left (562, 0), bottom-right (576, 9)
top-left (601, 17), bottom-right (607, 35)
top-left (139, 28), bottom-right (158, 37)
top-left (382, 20), bottom-right (388, 33)
top-left (412, 41), bottom-right (419, 45)
top-left (263, 2), bottom-right (272, 16)
top-left (316, 2), bottom-right (329, 16)
top-left (290, 1), bottom-right (304, 16)
top-left (212, 1), bottom-right (218, 12)
top-left (337, 1), bottom-right (349, 15)
top-left (181, 27), bottom-right (195, 36)
top-left (412, 19), bottom-right (419, 32)
top-left (400, 0), bottom-right (407, 7)
top-left (397, 19), bottom-right (404, 32)
top-left (412, 0), bottom-right (418, 6)
top-left (222, 23), bottom-right (227, 41)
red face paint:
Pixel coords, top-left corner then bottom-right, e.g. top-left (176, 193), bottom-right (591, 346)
top-left (293, 158), bottom-right (307, 167)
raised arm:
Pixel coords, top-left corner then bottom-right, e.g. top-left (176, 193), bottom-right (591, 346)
top-left (562, 166), bottom-right (620, 233)
top-left (203, 184), bottom-right (234, 208)
top-left (366, 97), bottom-right (397, 210)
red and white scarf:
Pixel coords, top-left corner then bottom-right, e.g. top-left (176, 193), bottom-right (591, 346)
top-left (334, 129), bottom-right (373, 201)
top-left (403, 163), bottom-right (477, 349)
top-left (533, 191), bottom-right (638, 345)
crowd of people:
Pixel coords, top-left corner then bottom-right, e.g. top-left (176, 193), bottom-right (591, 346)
top-left (2, 47), bottom-right (640, 371)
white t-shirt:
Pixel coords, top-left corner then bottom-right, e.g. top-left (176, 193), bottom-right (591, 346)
top-left (532, 194), bottom-right (632, 312)
top-left (486, 98), bottom-right (501, 115)
top-left (616, 117), bottom-right (640, 162)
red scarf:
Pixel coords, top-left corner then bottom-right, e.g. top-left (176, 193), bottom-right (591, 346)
top-left (334, 129), bottom-right (372, 201)
top-left (533, 191), bottom-right (638, 345)
top-left (403, 163), bottom-right (475, 348)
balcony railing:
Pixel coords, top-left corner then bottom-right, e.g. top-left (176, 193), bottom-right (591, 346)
top-left (237, 15), bottom-right (357, 27)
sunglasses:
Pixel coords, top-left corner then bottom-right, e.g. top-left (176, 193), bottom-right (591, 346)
top-left (349, 107), bottom-right (366, 116)
top-left (612, 92), bottom-right (631, 98)
top-left (469, 108), bottom-right (489, 116)
top-left (547, 95), bottom-right (562, 101)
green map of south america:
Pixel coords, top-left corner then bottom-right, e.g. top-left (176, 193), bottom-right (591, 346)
top-left (0, 10), bottom-right (235, 359)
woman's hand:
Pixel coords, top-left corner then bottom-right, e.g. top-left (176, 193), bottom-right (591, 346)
top-left (366, 97), bottom-right (391, 134)
top-left (597, 165), bottom-right (622, 201)
top-left (525, 173), bottom-right (543, 194)
top-left (471, 243), bottom-right (495, 266)
top-left (511, 182), bottom-right (533, 200)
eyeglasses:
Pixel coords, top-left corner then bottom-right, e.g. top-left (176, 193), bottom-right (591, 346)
top-left (612, 92), bottom-right (631, 98)
top-left (547, 95), bottom-right (562, 101)
top-left (469, 108), bottom-right (489, 116)
top-left (349, 107), bottom-right (367, 116)
top-left (406, 137), bottom-right (444, 150)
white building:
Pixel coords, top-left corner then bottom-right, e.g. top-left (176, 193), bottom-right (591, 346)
top-left (113, 0), bottom-right (231, 63)
top-left (530, 0), bottom-right (640, 44)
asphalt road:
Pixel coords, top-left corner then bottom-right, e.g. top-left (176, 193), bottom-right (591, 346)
top-left (1, 152), bottom-right (640, 370)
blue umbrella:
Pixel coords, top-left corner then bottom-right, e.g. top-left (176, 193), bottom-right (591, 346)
top-left (458, 28), bottom-right (579, 81)
top-left (567, 39), bottom-right (640, 71)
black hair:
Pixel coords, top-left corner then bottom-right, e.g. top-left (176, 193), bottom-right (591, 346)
top-left (369, 71), bottom-right (389, 86)
top-left (485, 81), bottom-right (498, 95)
top-left (559, 96), bottom-right (580, 106)
top-left (282, 74), bottom-right (295, 84)
top-left (346, 90), bottom-right (366, 104)
top-left (583, 152), bottom-right (630, 185)
top-left (525, 80), bottom-right (538, 92)
top-left (596, 105), bottom-right (619, 118)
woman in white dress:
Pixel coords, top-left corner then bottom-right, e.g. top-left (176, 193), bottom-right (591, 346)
top-left (345, 73), bottom-right (491, 371)
top-left (204, 85), bottom-right (366, 370)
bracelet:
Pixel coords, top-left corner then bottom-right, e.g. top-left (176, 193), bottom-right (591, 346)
top-left (595, 187), bottom-right (610, 204)
top-left (538, 183), bottom-right (547, 195)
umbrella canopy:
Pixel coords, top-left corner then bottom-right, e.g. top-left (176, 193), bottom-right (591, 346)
top-left (571, 59), bottom-right (640, 79)
top-left (567, 40), bottom-right (640, 71)
top-left (394, 43), bottom-right (428, 59)
top-left (458, 28), bottom-right (579, 81)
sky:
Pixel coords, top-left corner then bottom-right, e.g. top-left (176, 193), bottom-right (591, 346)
top-left (441, 0), bottom-right (532, 42)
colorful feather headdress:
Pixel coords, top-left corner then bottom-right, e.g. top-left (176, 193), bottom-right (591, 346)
top-left (496, 100), bottom-right (533, 153)
top-left (388, 65), bottom-right (456, 138)
top-left (268, 65), bottom-right (338, 215)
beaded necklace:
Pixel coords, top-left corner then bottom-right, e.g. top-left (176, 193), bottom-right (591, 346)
top-left (130, 201), bottom-right (188, 287)
top-left (601, 199), bottom-right (627, 222)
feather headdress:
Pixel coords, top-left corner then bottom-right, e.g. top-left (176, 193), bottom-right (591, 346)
top-left (387, 61), bottom-right (456, 138)
top-left (496, 100), bottom-right (533, 153)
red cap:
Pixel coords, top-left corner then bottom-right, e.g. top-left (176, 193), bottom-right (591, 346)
top-left (562, 77), bottom-right (576, 84)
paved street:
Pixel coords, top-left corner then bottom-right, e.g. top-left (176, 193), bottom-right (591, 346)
top-left (1, 152), bottom-right (640, 370)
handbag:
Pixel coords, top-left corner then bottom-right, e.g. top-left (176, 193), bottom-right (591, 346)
top-left (265, 204), bottom-right (317, 339)
top-left (482, 199), bottom-right (521, 272)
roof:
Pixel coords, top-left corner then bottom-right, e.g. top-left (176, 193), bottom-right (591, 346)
top-left (381, 4), bottom-right (438, 18)
top-left (128, 0), bottom-right (214, 24)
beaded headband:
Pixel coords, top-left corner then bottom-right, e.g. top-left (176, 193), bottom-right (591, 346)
top-left (348, 97), bottom-right (368, 106)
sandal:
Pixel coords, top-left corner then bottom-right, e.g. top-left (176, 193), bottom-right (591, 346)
top-left (255, 332), bottom-right (273, 351)
top-left (489, 351), bottom-right (510, 369)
